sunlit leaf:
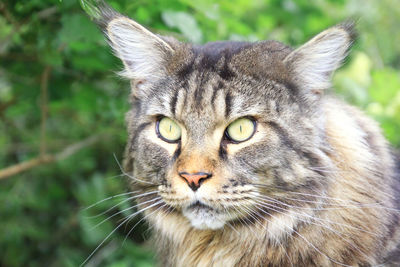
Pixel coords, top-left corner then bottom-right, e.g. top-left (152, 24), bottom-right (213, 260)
top-left (162, 11), bottom-right (203, 43)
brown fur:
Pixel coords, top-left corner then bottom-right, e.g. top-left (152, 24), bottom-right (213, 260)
top-left (86, 1), bottom-right (400, 266)
top-left (145, 98), bottom-right (400, 267)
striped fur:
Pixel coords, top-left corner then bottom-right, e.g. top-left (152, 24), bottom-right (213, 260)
top-left (89, 1), bottom-right (400, 266)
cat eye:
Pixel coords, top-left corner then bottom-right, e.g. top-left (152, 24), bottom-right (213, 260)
top-left (156, 117), bottom-right (182, 143)
top-left (225, 117), bottom-right (256, 143)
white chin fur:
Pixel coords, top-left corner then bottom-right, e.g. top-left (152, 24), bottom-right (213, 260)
top-left (182, 207), bottom-right (226, 230)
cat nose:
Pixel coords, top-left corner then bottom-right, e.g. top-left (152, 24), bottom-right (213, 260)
top-left (179, 172), bottom-right (212, 191)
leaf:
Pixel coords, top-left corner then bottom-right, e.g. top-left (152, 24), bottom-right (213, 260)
top-left (333, 52), bottom-right (373, 106)
top-left (58, 13), bottom-right (102, 47)
top-left (369, 68), bottom-right (400, 106)
top-left (162, 11), bottom-right (203, 43)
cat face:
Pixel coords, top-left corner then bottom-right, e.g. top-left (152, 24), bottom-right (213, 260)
top-left (93, 2), bottom-right (354, 231)
top-left (126, 44), bottom-right (319, 230)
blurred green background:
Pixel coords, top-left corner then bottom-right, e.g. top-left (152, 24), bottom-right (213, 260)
top-left (0, 0), bottom-right (399, 266)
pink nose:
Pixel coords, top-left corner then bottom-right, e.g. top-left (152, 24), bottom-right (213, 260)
top-left (179, 172), bottom-right (212, 191)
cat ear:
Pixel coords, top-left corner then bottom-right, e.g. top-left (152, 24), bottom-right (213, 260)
top-left (106, 18), bottom-right (174, 81)
top-left (83, 0), bottom-right (174, 84)
top-left (284, 22), bottom-right (356, 93)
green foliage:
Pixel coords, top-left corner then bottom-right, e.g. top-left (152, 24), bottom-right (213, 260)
top-left (0, 0), bottom-right (399, 266)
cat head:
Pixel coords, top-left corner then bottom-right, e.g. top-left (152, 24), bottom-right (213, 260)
top-left (88, 1), bottom-right (355, 231)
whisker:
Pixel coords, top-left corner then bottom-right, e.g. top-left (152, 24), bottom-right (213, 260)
top-left (252, 200), bottom-right (372, 260)
top-left (252, 197), bottom-right (380, 237)
top-left (122, 202), bottom-right (167, 245)
top-left (250, 187), bottom-right (394, 211)
top-left (252, 202), bottom-right (353, 267)
top-left (294, 228), bottom-right (352, 267)
top-left (238, 205), bottom-right (265, 240)
top-left (221, 207), bottom-right (240, 235)
top-left (81, 191), bottom-right (140, 211)
top-left (254, 187), bottom-right (359, 203)
top-left (90, 197), bottom-right (162, 230)
top-left (113, 153), bottom-right (158, 185)
top-left (145, 205), bottom-right (174, 236)
top-left (252, 194), bottom-right (380, 235)
top-left (225, 220), bottom-right (240, 235)
top-left (230, 204), bottom-right (256, 234)
top-left (84, 190), bottom-right (160, 219)
top-left (104, 173), bottom-right (126, 180)
top-left (80, 200), bottom-right (163, 267)
top-left (241, 199), bottom-right (294, 266)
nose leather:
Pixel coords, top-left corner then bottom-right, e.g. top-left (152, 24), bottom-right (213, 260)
top-left (179, 172), bottom-right (212, 191)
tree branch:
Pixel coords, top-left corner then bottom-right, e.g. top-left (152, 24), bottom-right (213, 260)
top-left (40, 66), bottom-right (52, 156)
top-left (0, 135), bottom-right (101, 180)
top-left (0, 98), bottom-right (16, 116)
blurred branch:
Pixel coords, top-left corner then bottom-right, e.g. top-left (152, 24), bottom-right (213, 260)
top-left (0, 135), bottom-right (101, 180)
top-left (0, 2), bottom-right (25, 53)
top-left (37, 6), bottom-right (59, 20)
top-left (0, 3), bottom-right (59, 53)
top-left (40, 66), bottom-right (52, 156)
top-left (0, 42), bottom-right (82, 180)
top-left (0, 98), bottom-right (16, 116)
top-left (0, 2), bottom-right (17, 25)
top-left (1, 53), bottom-right (37, 61)
top-left (38, 42), bottom-right (65, 155)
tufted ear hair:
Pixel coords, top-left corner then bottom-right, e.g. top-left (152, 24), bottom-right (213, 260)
top-left (81, 0), bottom-right (175, 86)
top-left (284, 22), bottom-right (356, 94)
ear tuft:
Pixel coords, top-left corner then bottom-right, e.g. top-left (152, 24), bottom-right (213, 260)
top-left (336, 20), bottom-right (358, 42)
top-left (81, 0), bottom-right (175, 82)
top-left (80, 0), bottom-right (120, 28)
top-left (284, 21), bottom-right (356, 93)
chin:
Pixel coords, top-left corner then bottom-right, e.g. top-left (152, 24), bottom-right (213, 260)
top-left (182, 201), bottom-right (228, 230)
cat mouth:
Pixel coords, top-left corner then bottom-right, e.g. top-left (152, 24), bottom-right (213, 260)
top-left (182, 201), bottom-right (226, 230)
top-left (186, 201), bottom-right (215, 212)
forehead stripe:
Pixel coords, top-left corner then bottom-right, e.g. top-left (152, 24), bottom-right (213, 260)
top-left (211, 81), bottom-right (224, 111)
top-left (194, 74), bottom-right (207, 105)
top-left (225, 91), bottom-right (232, 118)
top-left (170, 88), bottom-right (180, 115)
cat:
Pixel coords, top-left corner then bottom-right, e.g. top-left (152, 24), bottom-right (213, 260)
top-left (85, 1), bottom-right (400, 266)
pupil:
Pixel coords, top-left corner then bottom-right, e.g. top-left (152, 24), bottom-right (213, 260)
top-left (169, 124), bottom-right (172, 132)
top-left (240, 125), bottom-right (242, 133)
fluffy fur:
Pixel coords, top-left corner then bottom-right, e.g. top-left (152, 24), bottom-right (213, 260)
top-left (86, 1), bottom-right (400, 266)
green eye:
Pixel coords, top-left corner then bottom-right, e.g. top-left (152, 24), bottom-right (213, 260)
top-left (156, 117), bottom-right (182, 143)
top-left (225, 118), bottom-right (256, 143)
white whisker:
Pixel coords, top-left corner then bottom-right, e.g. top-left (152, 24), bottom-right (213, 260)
top-left (241, 199), bottom-right (294, 266)
top-left (251, 194), bottom-right (380, 237)
top-left (252, 200), bottom-right (371, 260)
top-left (123, 203), bottom-right (167, 245)
top-left (84, 190), bottom-right (160, 219)
top-left (252, 202), bottom-right (353, 267)
top-left (90, 197), bottom-right (162, 231)
top-left (113, 153), bottom-right (158, 185)
top-left (80, 199), bottom-right (163, 267)
top-left (81, 191), bottom-right (140, 211)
